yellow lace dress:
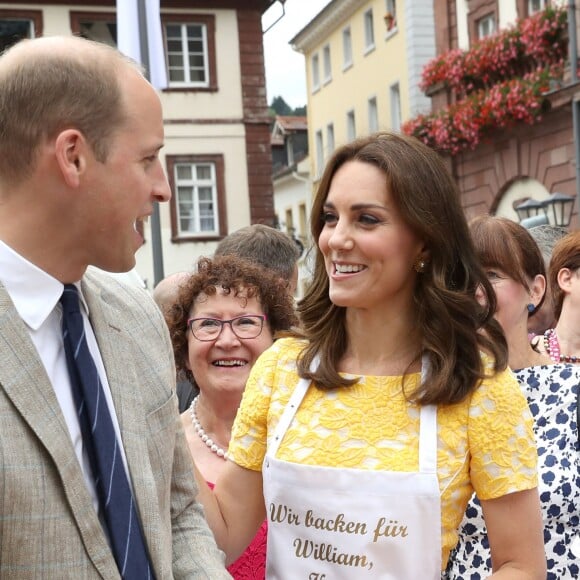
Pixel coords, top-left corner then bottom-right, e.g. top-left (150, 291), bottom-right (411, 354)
top-left (228, 337), bottom-right (538, 568)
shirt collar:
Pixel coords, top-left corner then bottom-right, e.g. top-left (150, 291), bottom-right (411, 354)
top-left (0, 240), bottom-right (88, 330)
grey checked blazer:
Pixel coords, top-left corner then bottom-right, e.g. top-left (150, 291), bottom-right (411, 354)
top-left (0, 268), bottom-right (231, 579)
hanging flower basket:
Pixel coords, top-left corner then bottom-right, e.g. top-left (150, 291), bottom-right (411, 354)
top-left (403, 65), bottom-right (562, 156)
top-left (402, 6), bottom-right (568, 157)
top-left (420, 6), bottom-right (567, 96)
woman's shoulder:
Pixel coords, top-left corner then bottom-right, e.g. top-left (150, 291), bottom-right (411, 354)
top-left (268, 336), bottom-right (308, 360)
top-left (250, 337), bottom-right (307, 379)
top-left (473, 352), bottom-right (525, 405)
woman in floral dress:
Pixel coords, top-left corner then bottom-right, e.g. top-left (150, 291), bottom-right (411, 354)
top-left (447, 216), bottom-right (580, 579)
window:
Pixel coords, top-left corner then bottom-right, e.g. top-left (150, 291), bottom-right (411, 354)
top-left (175, 163), bottom-right (217, 234)
top-left (286, 137), bottom-right (295, 167)
top-left (298, 203), bottom-right (307, 243)
top-left (312, 53), bottom-right (320, 92)
top-left (165, 23), bottom-right (207, 86)
top-left (285, 208), bottom-right (294, 237)
top-left (326, 123), bottom-right (335, 156)
top-left (323, 44), bottom-right (332, 84)
top-left (166, 155), bottom-right (226, 241)
top-left (390, 83), bottom-right (401, 131)
top-left (385, 0), bottom-right (397, 31)
top-left (163, 14), bottom-right (217, 90)
top-left (528, 0), bottom-right (546, 14)
top-left (364, 9), bottom-right (375, 53)
top-left (72, 12), bottom-right (217, 91)
top-left (368, 97), bottom-right (379, 133)
top-left (477, 14), bottom-right (495, 39)
top-left (347, 110), bottom-right (356, 142)
top-left (0, 9), bottom-right (42, 52)
top-left (315, 130), bottom-right (324, 177)
top-left (342, 27), bottom-right (353, 69)
top-left (71, 12), bottom-right (116, 47)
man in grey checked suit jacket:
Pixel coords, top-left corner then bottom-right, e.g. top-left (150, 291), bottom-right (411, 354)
top-left (0, 36), bottom-right (231, 578)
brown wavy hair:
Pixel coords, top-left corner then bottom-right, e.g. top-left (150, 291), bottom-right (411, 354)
top-left (469, 215), bottom-right (546, 317)
top-left (294, 132), bottom-right (507, 405)
top-left (549, 231), bottom-right (580, 320)
top-left (166, 255), bottom-right (298, 383)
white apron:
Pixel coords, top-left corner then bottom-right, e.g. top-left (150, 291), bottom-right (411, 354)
top-left (263, 357), bottom-right (442, 579)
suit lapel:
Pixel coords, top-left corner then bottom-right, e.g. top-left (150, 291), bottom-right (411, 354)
top-left (0, 285), bottom-right (120, 579)
top-left (82, 278), bottom-right (161, 571)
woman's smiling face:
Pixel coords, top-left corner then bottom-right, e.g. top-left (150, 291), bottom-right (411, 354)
top-left (186, 287), bottom-right (273, 396)
top-left (318, 160), bottom-right (425, 312)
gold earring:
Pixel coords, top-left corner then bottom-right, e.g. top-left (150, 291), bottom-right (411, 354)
top-left (413, 258), bottom-right (426, 273)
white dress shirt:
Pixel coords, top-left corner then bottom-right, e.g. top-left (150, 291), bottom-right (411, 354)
top-left (0, 240), bottom-right (130, 515)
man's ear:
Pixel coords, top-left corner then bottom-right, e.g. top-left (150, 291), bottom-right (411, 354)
top-left (54, 129), bottom-right (87, 188)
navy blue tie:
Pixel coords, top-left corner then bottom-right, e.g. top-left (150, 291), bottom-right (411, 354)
top-left (60, 284), bottom-right (154, 579)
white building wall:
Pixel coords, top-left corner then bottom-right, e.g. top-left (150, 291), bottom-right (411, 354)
top-left (136, 128), bottom-right (250, 287)
top-left (273, 157), bottom-right (314, 299)
top-left (405, 0), bottom-right (436, 116)
top-left (457, 0), bottom-right (469, 49)
top-left (499, 0), bottom-right (518, 29)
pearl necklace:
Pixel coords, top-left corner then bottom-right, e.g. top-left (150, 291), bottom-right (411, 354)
top-left (543, 328), bottom-right (580, 363)
top-left (189, 396), bottom-right (227, 459)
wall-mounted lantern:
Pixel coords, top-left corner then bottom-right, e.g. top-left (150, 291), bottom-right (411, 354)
top-left (515, 193), bottom-right (575, 228)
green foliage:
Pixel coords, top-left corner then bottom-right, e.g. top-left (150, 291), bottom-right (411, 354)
top-left (270, 96), bottom-right (293, 115)
top-left (269, 96), bottom-right (307, 116)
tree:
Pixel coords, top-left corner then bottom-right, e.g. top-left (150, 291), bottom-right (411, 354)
top-left (269, 96), bottom-right (293, 116)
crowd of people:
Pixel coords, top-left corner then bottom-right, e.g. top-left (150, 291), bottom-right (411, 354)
top-left (0, 34), bottom-right (578, 580)
top-left (446, 217), bottom-right (580, 579)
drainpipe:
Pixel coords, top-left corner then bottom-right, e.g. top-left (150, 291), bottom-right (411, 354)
top-left (137, 0), bottom-right (165, 285)
top-left (568, 0), bottom-right (580, 223)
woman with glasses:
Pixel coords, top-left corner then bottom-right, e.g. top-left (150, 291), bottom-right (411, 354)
top-left (165, 254), bottom-right (297, 579)
top-left (447, 216), bottom-right (580, 579)
top-left (193, 132), bottom-right (545, 578)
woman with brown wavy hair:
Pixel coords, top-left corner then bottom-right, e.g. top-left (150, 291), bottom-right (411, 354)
top-left (447, 216), bottom-right (579, 579)
top-left (193, 132), bottom-right (545, 578)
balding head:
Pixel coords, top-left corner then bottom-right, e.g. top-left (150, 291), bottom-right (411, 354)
top-left (0, 36), bottom-right (143, 186)
top-left (153, 272), bottom-right (191, 316)
top-left (2, 34), bottom-right (127, 64)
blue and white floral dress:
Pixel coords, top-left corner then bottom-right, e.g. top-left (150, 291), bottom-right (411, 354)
top-left (446, 364), bottom-right (580, 579)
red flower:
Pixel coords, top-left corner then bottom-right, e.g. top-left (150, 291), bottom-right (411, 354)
top-left (405, 6), bottom-right (567, 157)
top-left (403, 66), bottom-right (563, 156)
top-left (420, 6), bottom-right (566, 95)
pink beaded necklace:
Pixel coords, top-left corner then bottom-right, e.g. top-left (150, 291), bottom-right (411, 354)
top-left (543, 328), bottom-right (580, 363)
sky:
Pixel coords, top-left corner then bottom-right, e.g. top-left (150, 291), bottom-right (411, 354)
top-left (261, 0), bottom-right (333, 110)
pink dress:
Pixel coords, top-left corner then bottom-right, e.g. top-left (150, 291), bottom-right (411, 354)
top-left (207, 481), bottom-right (267, 579)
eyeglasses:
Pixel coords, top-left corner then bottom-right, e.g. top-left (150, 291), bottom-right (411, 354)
top-left (187, 315), bottom-right (267, 342)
